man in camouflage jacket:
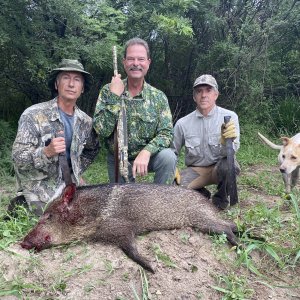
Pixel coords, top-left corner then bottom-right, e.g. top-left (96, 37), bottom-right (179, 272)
top-left (11, 59), bottom-right (99, 216)
top-left (93, 38), bottom-right (176, 184)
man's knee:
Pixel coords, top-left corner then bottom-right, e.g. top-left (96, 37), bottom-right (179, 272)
top-left (152, 148), bottom-right (177, 171)
top-left (179, 167), bottom-right (201, 188)
top-left (156, 148), bottom-right (176, 165)
top-left (151, 149), bottom-right (176, 184)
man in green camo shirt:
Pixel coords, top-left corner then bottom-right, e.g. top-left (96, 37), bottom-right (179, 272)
top-left (10, 59), bottom-right (99, 216)
top-left (93, 38), bottom-right (176, 184)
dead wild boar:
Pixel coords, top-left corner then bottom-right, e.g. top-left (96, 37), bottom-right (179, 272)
top-left (21, 183), bottom-right (238, 273)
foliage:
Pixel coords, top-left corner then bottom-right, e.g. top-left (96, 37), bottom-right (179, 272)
top-left (271, 96), bottom-right (300, 135)
top-left (1, 0), bottom-right (298, 123)
top-left (0, 272), bottom-right (44, 298)
top-left (0, 0), bottom-right (126, 119)
top-left (152, 243), bottom-right (177, 268)
top-left (0, 205), bottom-right (38, 249)
top-left (82, 148), bottom-right (109, 184)
top-left (0, 120), bottom-right (15, 177)
top-left (236, 121), bottom-right (278, 167)
top-left (212, 272), bottom-right (254, 300)
top-left (132, 268), bottom-right (150, 300)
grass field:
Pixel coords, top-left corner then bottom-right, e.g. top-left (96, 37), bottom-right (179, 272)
top-left (0, 127), bottom-right (300, 299)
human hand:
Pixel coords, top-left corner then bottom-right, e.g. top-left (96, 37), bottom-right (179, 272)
top-left (43, 135), bottom-right (66, 158)
top-left (220, 120), bottom-right (237, 145)
top-left (132, 149), bottom-right (151, 178)
top-left (110, 74), bottom-right (124, 96)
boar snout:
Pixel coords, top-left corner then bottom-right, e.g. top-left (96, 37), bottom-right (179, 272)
top-left (20, 240), bottom-right (35, 250)
top-left (21, 232), bottom-right (52, 252)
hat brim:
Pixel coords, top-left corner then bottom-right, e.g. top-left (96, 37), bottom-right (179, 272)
top-left (193, 82), bottom-right (215, 88)
top-left (48, 69), bottom-right (94, 94)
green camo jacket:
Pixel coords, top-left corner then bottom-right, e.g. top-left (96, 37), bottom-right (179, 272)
top-left (12, 98), bottom-right (99, 204)
top-left (93, 79), bottom-right (173, 159)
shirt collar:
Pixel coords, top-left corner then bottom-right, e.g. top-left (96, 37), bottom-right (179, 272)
top-left (49, 97), bottom-right (81, 121)
top-left (122, 78), bottom-right (148, 100)
top-left (195, 105), bottom-right (218, 118)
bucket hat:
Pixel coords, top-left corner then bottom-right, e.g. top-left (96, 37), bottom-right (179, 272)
top-left (193, 74), bottom-right (218, 91)
top-left (48, 59), bottom-right (93, 93)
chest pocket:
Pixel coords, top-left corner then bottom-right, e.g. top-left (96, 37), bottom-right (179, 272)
top-left (131, 112), bottom-right (157, 140)
top-left (208, 135), bottom-right (222, 157)
top-left (185, 137), bottom-right (204, 159)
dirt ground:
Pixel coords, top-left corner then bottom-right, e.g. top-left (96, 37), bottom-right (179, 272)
top-left (1, 167), bottom-right (300, 299)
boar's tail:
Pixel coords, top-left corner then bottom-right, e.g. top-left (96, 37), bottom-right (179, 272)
top-left (121, 241), bottom-right (155, 274)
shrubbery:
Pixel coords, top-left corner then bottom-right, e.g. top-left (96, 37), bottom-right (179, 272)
top-left (272, 96), bottom-right (300, 135)
top-left (0, 120), bottom-right (15, 177)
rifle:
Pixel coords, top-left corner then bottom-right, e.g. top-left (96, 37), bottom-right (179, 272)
top-left (113, 46), bottom-right (129, 183)
top-left (224, 116), bottom-right (238, 206)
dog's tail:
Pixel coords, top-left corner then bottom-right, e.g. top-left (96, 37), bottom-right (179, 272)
top-left (258, 132), bottom-right (282, 150)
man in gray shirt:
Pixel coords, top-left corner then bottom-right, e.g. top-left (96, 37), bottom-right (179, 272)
top-left (172, 74), bottom-right (240, 209)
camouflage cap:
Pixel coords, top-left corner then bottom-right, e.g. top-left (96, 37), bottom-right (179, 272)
top-left (193, 74), bottom-right (218, 91)
top-left (48, 59), bottom-right (94, 94)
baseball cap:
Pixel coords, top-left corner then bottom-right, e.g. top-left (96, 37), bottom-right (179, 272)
top-left (193, 74), bottom-right (218, 91)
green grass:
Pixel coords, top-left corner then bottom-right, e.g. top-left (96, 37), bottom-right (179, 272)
top-left (0, 121), bottom-right (300, 298)
top-left (0, 273), bottom-right (45, 298)
top-left (0, 206), bottom-right (38, 249)
top-left (152, 243), bottom-right (177, 269)
top-left (132, 268), bottom-right (150, 300)
top-left (82, 149), bottom-right (109, 184)
top-left (212, 272), bottom-right (254, 300)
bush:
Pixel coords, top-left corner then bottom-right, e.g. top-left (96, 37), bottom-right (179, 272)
top-left (271, 96), bottom-right (300, 135)
top-left (0, 120), bottom-right (16, 176)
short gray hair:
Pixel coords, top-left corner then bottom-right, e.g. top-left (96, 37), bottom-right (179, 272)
top-left (124, 38), bottom-right (150, 59)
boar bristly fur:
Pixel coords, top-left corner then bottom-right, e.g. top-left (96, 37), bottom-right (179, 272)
top-left (21, 183), bottom-right (238, 273)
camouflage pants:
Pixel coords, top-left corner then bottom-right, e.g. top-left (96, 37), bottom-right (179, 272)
top-left (107, 148), bottom-right (177, 184)
top-left (180, 158), bottom-right (240, 209)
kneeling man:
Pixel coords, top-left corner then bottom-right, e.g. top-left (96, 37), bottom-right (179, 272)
top-left (172, 74), bottom-right (240, 209)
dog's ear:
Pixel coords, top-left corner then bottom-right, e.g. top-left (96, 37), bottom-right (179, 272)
top-left (281, 137), bottom-right (290, 146)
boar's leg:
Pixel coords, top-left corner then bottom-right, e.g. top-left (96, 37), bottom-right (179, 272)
top-left (120, 239), bottom-right (155, 274)
top-left (95, 219), bottom-right (155, 273)
top-left (204, 224), bottom-right (239, 246)
top-left (187, 207), bottom-right (239, 246)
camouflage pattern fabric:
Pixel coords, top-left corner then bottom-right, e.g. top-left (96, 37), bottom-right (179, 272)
top-left (12, 98), bottom-right (99, 205)
top-left (93, 79), bottom-right (173, 160)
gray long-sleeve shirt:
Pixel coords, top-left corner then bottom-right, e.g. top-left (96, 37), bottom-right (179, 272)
top-left (172, 106), bottom-right (240, 167)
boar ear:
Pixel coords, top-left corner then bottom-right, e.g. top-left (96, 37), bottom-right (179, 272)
top-left (62, 183), bottom-right (76, 204)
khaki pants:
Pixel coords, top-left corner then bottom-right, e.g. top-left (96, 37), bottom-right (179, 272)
top-left (180, 165), bottom-right (219, 189)
top-left (180, 158), bottom-right (240, 209)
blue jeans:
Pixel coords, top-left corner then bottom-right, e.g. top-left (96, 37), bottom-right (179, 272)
top-left (107, 148), bottom-right (177, 184)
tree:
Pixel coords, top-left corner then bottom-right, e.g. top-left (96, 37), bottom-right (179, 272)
top-left (0, 0), bottom-right (126, 119)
